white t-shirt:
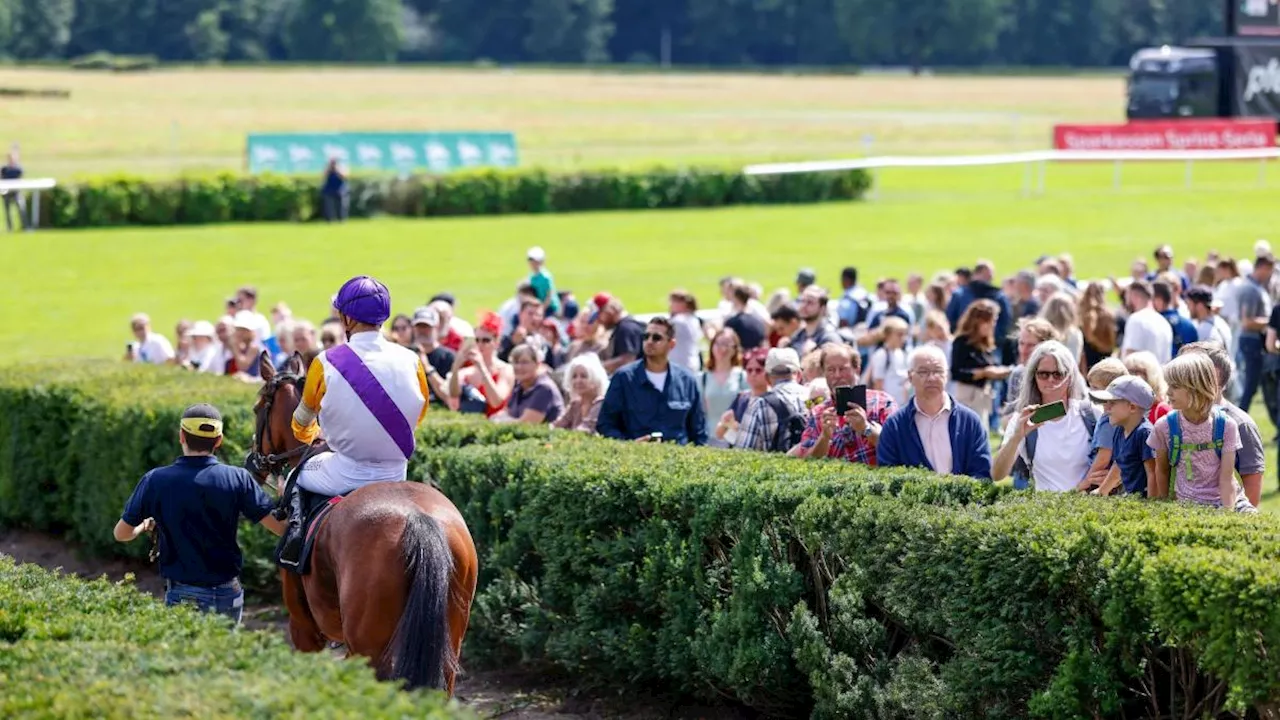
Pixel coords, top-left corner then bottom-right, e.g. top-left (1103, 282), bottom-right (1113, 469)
top-left (241, 310), bottom-right (273, 344)
top-left (191, 341), bottom-right (225, 374)
top-left (669, 313), bottom-right (703, 372)
top-left (135, 332), bottom-right (175, 365)
top-left (867, 346), bottom-right (909, 406)
top-left (1215, 278), bottom-right (1244, 325)
top-left (1196, 316), bottom-right (1232, 348)
top-left (1120, 307), bottom-right (1173, 364)
top-left (645, 369), bottom-right (668, 393)
top-left (1001, 406), bottom-right (1094, 492)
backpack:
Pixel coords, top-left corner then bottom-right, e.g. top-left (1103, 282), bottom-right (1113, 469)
top-left (762, 391), bottom-right (806, 453)
top-left (1165, 408), bottom-right (1227, 500)
top-left (1023, 401), bottom-right (1099, 481)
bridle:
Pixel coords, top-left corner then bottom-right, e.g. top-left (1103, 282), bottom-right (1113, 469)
top-left (246, 371), bottom-right (311, 485)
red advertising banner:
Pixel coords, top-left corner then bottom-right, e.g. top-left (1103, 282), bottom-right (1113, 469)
top-left (1052, 120), bottom-right (1278, 152)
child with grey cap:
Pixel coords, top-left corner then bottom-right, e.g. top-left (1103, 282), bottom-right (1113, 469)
top-left (1089, 375), bottom-right (1157, 497)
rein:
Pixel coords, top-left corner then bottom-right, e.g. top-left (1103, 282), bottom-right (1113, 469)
top-left (248, 372), bottom-right (309, 482)
top-left (247, 369), bottom-right (328, 520)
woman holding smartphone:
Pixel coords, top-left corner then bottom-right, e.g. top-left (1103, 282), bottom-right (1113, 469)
top-left (991, 341), bottom-right (1099, 492)
top-left (448, 312), bottom-right (514, 418)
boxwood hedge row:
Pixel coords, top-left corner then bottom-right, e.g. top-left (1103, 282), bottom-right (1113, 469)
top-left (2, 361), bottom-right (1278, 718)
top-left (0, 360), bottom-right (552, 592)
top-left (35, 166), bottom-right (870, 228)
top-left (0, 557), bottom-right (470, 718)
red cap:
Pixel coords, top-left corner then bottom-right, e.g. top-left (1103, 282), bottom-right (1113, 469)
top-left (592, 292), bottom-right (612, 309)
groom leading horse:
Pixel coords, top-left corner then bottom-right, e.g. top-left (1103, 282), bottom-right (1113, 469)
top-left (247, 275), bottom-right (477, 694)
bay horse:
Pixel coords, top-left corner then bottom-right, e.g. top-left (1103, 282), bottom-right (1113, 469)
top-left (247, 351), bottom-right (477, 695)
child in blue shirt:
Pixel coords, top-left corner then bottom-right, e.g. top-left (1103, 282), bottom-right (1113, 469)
top-left (1078, 359), bottom-right (1128, 492)
top-left (1090, 375), bottom-right (1157, 496)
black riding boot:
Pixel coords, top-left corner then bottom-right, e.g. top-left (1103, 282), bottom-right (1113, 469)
top-left (276, 483), bottom-right (306, 571)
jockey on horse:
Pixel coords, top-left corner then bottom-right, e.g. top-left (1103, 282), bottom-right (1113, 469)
top-left (276, 274), bottom-right (431, 570)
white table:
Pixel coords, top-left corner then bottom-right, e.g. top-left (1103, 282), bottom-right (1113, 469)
top-left (0, 178), bottom-right (57, 231)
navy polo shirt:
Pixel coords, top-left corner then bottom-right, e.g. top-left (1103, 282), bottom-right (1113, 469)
top-left (597, 360), bottom-right (708, 445)
top-left (1111, 419), bottom-right (1155, 496)
top-left (121, 455), bottom-right (275, 586)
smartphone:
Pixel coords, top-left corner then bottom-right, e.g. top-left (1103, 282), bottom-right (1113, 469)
top-left (851, 384), bottom-right (867, 412)
top-left (834, 385), bottom-right (855, 416)
top-left (1030, 400), bottom-right (1067, 424)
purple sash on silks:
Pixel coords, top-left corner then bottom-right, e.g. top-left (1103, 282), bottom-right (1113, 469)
top-left (326, 344), bottom-right (415, 460)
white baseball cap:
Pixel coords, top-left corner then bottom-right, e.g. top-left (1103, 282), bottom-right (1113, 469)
top-left (186, 320), bottom-right (216, 338)
top-left (527, 246), bottom-right (546, 263)
top-left (232, 310), bottom-right (257, 331)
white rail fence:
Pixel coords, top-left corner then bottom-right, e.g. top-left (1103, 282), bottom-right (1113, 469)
top-left (743, 147), bottom-right (1280, 199)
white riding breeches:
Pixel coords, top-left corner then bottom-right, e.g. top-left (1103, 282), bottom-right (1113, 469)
top-left (295, 451), bottom-right (407, 497)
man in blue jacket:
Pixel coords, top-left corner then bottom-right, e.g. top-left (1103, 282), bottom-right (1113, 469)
top-left (876, 345), bottom-right (992, 480)
top-left (597, 315), bottom-right (708, 445)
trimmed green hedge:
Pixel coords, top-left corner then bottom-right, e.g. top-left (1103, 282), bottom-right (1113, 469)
top-left (0, 360), bottom-right (551, 592)
top-left (37, 166), bottom-right (870, 228)
top-left (0, 557), bottom-right (470, 718)
top-left (2, 361), bottom-right (1278, 718)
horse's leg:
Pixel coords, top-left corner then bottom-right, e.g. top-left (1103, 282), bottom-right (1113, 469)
top-left (336, 518), bottom-right (410, 680)
top-left (444, 526), bottom-right (479, 696)
top-left (280, 570), bottom-right (325, 653)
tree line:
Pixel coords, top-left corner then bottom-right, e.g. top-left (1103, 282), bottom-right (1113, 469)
top-left (0, 0), bottom-right (1227, 69)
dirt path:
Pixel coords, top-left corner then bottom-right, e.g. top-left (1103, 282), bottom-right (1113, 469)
top-left (0, 529), bottom-right (752, 720)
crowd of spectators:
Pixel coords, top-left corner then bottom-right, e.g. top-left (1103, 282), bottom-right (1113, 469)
top-left (130, 240), bottom-right (1280, 512)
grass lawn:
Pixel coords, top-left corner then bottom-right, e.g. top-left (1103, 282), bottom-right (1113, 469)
top-left (2, 149), bottom-right (1275, 511)
top-left (4, 161), bottom-right (1272, 364)
top-left (0, 68), bottom-right (1129, 179)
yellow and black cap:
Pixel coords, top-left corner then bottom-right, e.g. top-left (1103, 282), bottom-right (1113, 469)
top-left (179, 403), bottom-right (223, 438)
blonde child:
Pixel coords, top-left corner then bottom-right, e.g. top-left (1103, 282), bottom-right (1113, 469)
top-left (1146, 354), bottom-right (1256, 512)
top-left (866, 317), bottom-right (911, 406)
top-left (1078, 358), bottom-right (1129, 492)
top-left (920, 310), bottom-right (953, 367)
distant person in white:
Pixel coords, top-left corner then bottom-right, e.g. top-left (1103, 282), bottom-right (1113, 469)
top-left (865, 316), bottom-right (911, 407)
top-left (126, 313), bottom-right (175, 365)
top-left (1120, 280), bottom-right (1173, 364)
top-left (667, 289), bottom-right (703, 372)
top-left (183, 321), bottom-right (225, 374)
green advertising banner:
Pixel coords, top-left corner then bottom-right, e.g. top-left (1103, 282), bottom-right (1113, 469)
top-left (246, 131), bottom-right (519, 175)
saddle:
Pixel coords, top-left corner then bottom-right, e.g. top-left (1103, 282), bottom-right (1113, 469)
top-left (289, 489), bottom-right (346, 575)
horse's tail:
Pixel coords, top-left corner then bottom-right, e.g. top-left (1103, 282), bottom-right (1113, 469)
top-left (385, 512), bottom-right (457, 691)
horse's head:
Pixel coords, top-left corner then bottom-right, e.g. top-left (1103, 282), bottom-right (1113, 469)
top-left (246, 350), bottom-right (308, 488)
